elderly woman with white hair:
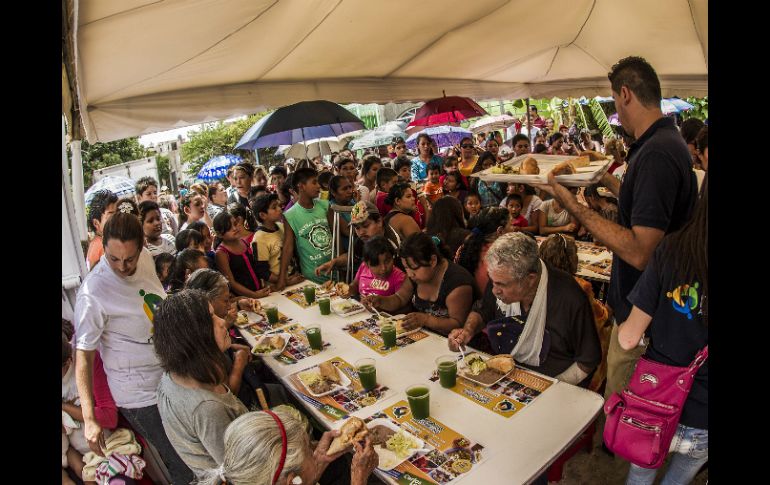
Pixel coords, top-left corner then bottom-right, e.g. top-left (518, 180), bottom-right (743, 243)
top-left (448, 232), bottom-right (601, 387)
top-left (197, 409), bottom-right (379, 485)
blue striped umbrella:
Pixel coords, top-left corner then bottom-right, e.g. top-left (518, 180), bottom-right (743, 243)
top-left (197, 154), bottom-right (242, 182)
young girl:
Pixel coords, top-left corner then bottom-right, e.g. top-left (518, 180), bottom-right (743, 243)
top-left (167, 248), bottom-right (210, 294)
top-left (538, 234), bottom-right (611, 393)
top-left (178, 192), bottom-right (209, 231)
top-left (139, 201), bottom-right (177, 256)
top-left (537, 190), bottom-right (581, 235)
top-left (227, 204), bottom-right (257, 243)
top-left (328, 175), bottom-right (356, 251)
top-left (422, 163), bottom-right (443, 203)
top-left (505, 194), bottom-right (529, 229)
top-left (348, 235), bottom-right (406, 297)
top-left (464, 191), bottom-right (482, 219)
top-left (470, 151), bottom-right (506, 206)
top-left (213, 212), bottom-right (271, 298)
top-left (154, 252), bottom-right (176, 291)
top-left (442, 171), bottom-right (468, 205)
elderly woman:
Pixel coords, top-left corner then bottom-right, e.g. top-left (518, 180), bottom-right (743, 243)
top-left (154, 290), bottom-right (250, 478)
top-left (363, 232), bottom-right (477, 336)
top-left (198, 410), bottom-right (378, 485)
top-left (74, 212), bottom-right (194, 484)
top-left (447, 232), bottom-right (601, 386)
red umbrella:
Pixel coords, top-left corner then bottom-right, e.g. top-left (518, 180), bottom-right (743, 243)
top-left (408, 93), bottom-right (488, 127)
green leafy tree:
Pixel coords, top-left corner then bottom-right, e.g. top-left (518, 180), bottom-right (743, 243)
top-left (680, 96), bottom-right (708, 121)
top-left (156, 154), bottom-right (171, 187)
top-left (181, 113), bottom-right (274, 177)
top-left (72, 137), bottom-right (150, 187)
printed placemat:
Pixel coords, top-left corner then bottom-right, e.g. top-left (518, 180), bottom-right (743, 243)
top-left (236, 310), bottom-right (292, 337)
top-left (282, 284), bottom-right (341, 308)
top-left (286, 356), bottom-right (392, 422)
top-left (428, 361), bottom-right (554, 418)
top-left (364, 400), bottom-right (487, 484)
top-left (342, 315), bottom-right (429, 355)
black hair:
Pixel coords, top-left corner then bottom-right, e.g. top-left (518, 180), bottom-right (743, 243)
top-left (680, 118), bottom-right (705, 144)
top-left (250, 193), bottom-right (279, 223)
top-left (696, 126), bottom-right (708, 153)
top-left (533, 143), bottom-right (548, 154)
top-left (270, 165), bottom-right (288, 178)
top-left (135, 176), bottom-right (158, 196)
top-left (318, 171), bottom-right (334, 190)
top-left (460, 136), bottom-right (473, 146)
top-left (457, 207), bottom-right (511, 276)
top-left (608, 56), bottom-right (662, 109)
top-left (137, 200), bottom-right (161, 224)
top-left (550, 132), bottom-right (564, 144)
top-left (583, 184), bottom-right (601, 199)
top-left (362, 155), bottom-right (382, 178)
top-left (154, 252), bottom-right (176, 286)
top-left (465, 191), bottom-right (481, 203)
top-left (87, 190), bottom-right (118, 233)
top-left (427, 163), bottom-right (442, 174)
top-left (399, 232), bottom-right (450, 265)
top-left (442, 171), bottom-right (467, 192)
top-left (394, 155), bottom-right (412, 174)
top-left (376, 167), bottom-right (398, 189)
top-left (102, 212), bottom-right (144, 248)
top-left (519, 183), bottom-right (537, 196)
top-left (659, 175), bottom-right (708, 324)
top-left (208, 183), bottom-right (221, 200)
top-left (153, 289), bottom-right (230, 384)
top-left (248, 185), bottom-right (267, 201)
top-left (362, 235), bottom-right (397, 267)
top-left (416, 134), bottom-right (435, 155)
top-left (168, 249), bottom-right (207, 294)
top-left (385, 181), bottom-right (412, 206)
top-left (391, 136), bottom-right (406, 145)
top-left (334, 157), bottom-right (356, 171)
top-left (187, 220), bottom-right (209, 235)
top-left (174, 228), bottom-right (204, 253)
top-left (279, 174), bottom-right (294, 202)
top-left (228, 203), bottom-right (257, 232)
top-left (511, 134), bottom-right (529, 146)
top-left (426, 196), bottom-right (466, 244)
top-left (472, 151), bottom-right (497, 175)
top-left (329, 175), bottom-right (352, 199)
top-left (233, 162), bottom-right (255, 178)
top-left (291, 167), bottom-right (318, 191)
top-left (443, 155), bottom-right (458, 167)
top-left (212, 211), bottom-right (234, 240)
top-left (506, 193), bottom-right (523, 206)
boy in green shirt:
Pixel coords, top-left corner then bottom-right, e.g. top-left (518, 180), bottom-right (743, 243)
top-left (278, 168), bottom-right (334, 288)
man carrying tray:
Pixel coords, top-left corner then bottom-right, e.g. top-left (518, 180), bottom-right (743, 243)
top-left (448, 233), bottom-right (600, 388)
top-left (534, 56), bottom-right (697, 401)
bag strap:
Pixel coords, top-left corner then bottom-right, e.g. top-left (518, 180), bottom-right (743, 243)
top-left (687, 345), bottom-right (708, 373)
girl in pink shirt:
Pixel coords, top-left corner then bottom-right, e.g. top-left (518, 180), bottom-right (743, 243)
top-left (349, 236), bottom-right (406, 297)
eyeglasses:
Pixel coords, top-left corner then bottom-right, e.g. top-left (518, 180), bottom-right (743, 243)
top-left (461, 144), bottom-right (474, 149)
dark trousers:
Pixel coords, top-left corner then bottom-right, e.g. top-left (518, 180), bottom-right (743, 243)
top-left (119, 405), bottom-right (195, 485)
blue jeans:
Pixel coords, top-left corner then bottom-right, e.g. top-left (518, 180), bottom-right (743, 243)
top-left (119, 405), bottom-right (194, 485)
top-left (625, 424), bottom-right (708, 485)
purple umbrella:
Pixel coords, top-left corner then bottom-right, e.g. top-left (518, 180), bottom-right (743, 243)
top-left (405, 126), bottom-right (473, 150)
top-left (608, 113), bottom-right (621, 126)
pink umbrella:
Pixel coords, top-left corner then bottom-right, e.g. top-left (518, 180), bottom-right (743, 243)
top-left (608, 113), bottom-right (621, 126)
top-left (408, 93), bottom-right (488, 128)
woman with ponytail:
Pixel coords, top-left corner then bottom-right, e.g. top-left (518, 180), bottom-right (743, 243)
top-left (456, 207), bottom-right (512, 294)
top-left (362, 232), bottom-right (478, 337)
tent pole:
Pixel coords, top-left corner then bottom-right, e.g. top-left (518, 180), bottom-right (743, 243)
top-left (254, 148), bottom-right (260, 166)
top-left (70, 139), bottom-right (88, 241)
top-left (526, 98), bottom-right (532, 143)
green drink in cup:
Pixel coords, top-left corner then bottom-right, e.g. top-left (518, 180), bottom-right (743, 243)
top-left (381, 323), bottom-right (397, 348)
top-left (436, 355), bottom-right (458, 388)
top-left (305, 324), bottom-right (323, 352)
top-left (264, 304), bottom-right (279, 325)
top-left (303, 285), bottom-right (316, 305)
top-left (318, 297), bottom-right (331, 315)
top-left (355, 358), bottom-right (377, 392)
top-left (406, 384), bottom-right (430, 420)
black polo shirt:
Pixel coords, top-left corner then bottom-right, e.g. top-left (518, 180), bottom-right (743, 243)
top-left (608, 117), bottom-right (696, 322)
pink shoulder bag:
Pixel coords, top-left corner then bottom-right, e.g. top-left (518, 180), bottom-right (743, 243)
top-left (603, 345), bottom-right (708, 469)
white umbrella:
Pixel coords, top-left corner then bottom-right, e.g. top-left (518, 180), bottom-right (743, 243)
top-left (349, 121), bottom-right (407, 150)
top-left (468, 115), bottom-right (518, 134)
top-left (279, 137), bottom-right (347, 159)
top-left (84, 175), bottom-right (136, 206)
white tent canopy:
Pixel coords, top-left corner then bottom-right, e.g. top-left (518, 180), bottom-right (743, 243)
top-left (70, 0), bottom-right (707, 143)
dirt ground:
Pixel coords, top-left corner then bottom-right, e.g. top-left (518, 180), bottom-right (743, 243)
top-left (556, 414), bottom-right (708, 484)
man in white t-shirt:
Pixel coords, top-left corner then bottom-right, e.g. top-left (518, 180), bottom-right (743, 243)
top-left (74, 213), bottom-right (194, 484)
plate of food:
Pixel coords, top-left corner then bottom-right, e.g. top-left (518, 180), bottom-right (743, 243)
top-left (366, 418), bottom-right (427, 470)
top-left (458, 353), bottom-right (515, 387)
top-left (297, 361), bottom-right (352, 397)
top-left (235, 310), bottom-right (264, 327)
top-left (331, 298), bottom-right (367, 317)
top-left (250, 332), bottom-right (291, 356)
top-left (317, 281), bottom-right (350, 297)
top-left (473, 153), bottom-right (613, 187)
top-left (376, 313), bottom-right (422, 338)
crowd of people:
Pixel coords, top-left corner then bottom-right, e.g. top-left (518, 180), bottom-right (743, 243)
top-left (64, 56), bottom-right (707, 484)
